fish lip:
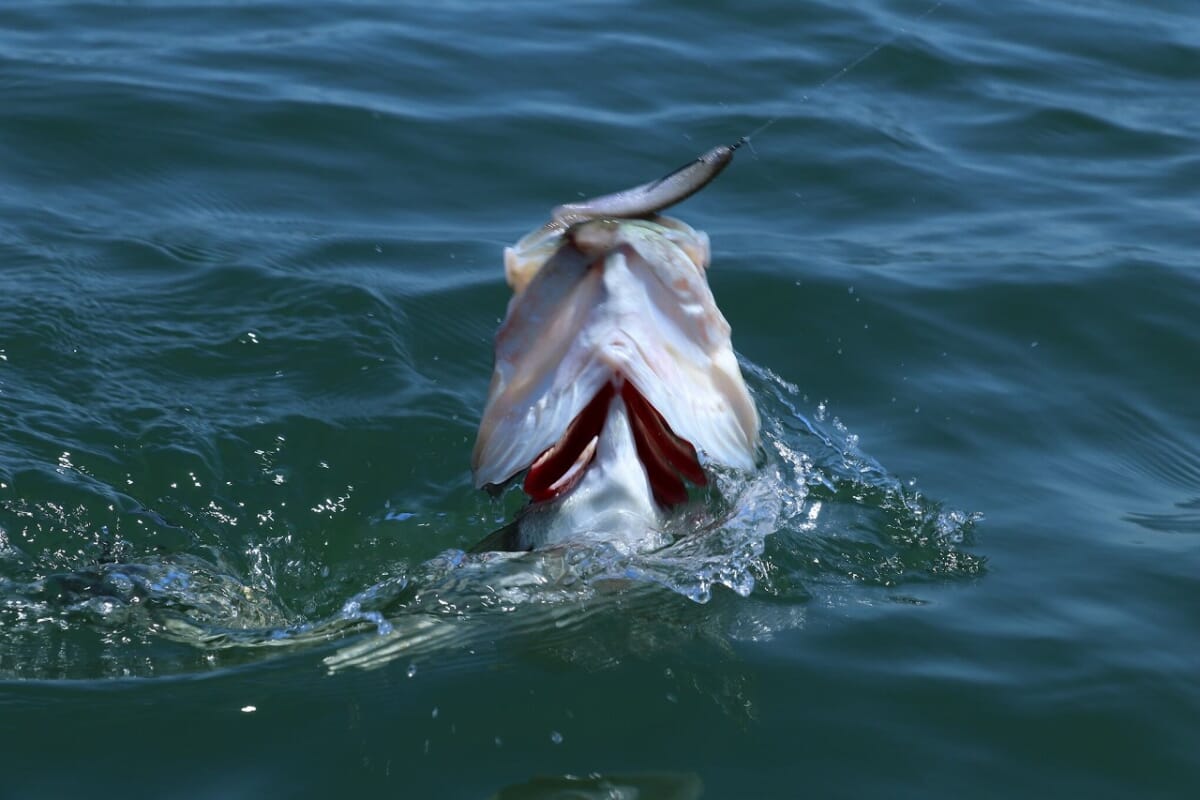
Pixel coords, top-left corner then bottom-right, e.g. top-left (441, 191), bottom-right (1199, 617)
top-left (505, 215), bottom-right (712, 295)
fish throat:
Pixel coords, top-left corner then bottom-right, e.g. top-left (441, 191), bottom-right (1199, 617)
top-left (523, 377), bottom-right (706, 508)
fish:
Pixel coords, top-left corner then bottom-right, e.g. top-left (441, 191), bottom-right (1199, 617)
top-left (471, 144), bottom-right (760, 553)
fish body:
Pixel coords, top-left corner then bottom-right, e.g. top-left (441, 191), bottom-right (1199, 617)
top-left (472, 153), bottom-right (758, 552)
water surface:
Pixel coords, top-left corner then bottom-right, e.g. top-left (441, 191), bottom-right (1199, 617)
top-left (2, 0), bottom-right (1198, 797)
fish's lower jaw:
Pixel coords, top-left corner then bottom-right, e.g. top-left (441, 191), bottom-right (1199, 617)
top-left (513, 396), bottom-right (671, 553)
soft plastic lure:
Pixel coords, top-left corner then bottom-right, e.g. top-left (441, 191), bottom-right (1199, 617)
top-left (551, 140), bottom-right (741, 224)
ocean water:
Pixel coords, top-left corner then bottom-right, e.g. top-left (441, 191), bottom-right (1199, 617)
top-left (1, 0), bottom-right (1197, 797)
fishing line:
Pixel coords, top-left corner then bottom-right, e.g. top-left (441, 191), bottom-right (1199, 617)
top-left (738, 0), bottom-right (947, 147)
top-left (550, 1), bottom-right (949, 220)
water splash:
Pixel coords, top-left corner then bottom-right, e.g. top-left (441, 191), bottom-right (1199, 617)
top-left (0, 358), bottom-right (981, 679)
top-left (316, 360), bottom-right (983, 673)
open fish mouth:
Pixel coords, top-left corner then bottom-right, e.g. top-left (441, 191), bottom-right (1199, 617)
top-left (521, 377), bottom-right (707, 507)
top-left (472, 148), bottom-right (759, 551)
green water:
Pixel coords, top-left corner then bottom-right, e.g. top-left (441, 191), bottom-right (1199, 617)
top-left (1, 1), bottom-right (1198, 797)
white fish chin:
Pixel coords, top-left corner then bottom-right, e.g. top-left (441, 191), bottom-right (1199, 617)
top-left (473, 215), bottom-right (759, 552)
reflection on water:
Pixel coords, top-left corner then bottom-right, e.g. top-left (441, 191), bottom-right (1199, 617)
top-left (492, 772), bottom-right (703, 800)
top-left (0, 361), bottom-right (981, 680)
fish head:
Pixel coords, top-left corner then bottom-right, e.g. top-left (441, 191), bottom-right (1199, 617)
top-left (472, 212), bottom-right (759, 520)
